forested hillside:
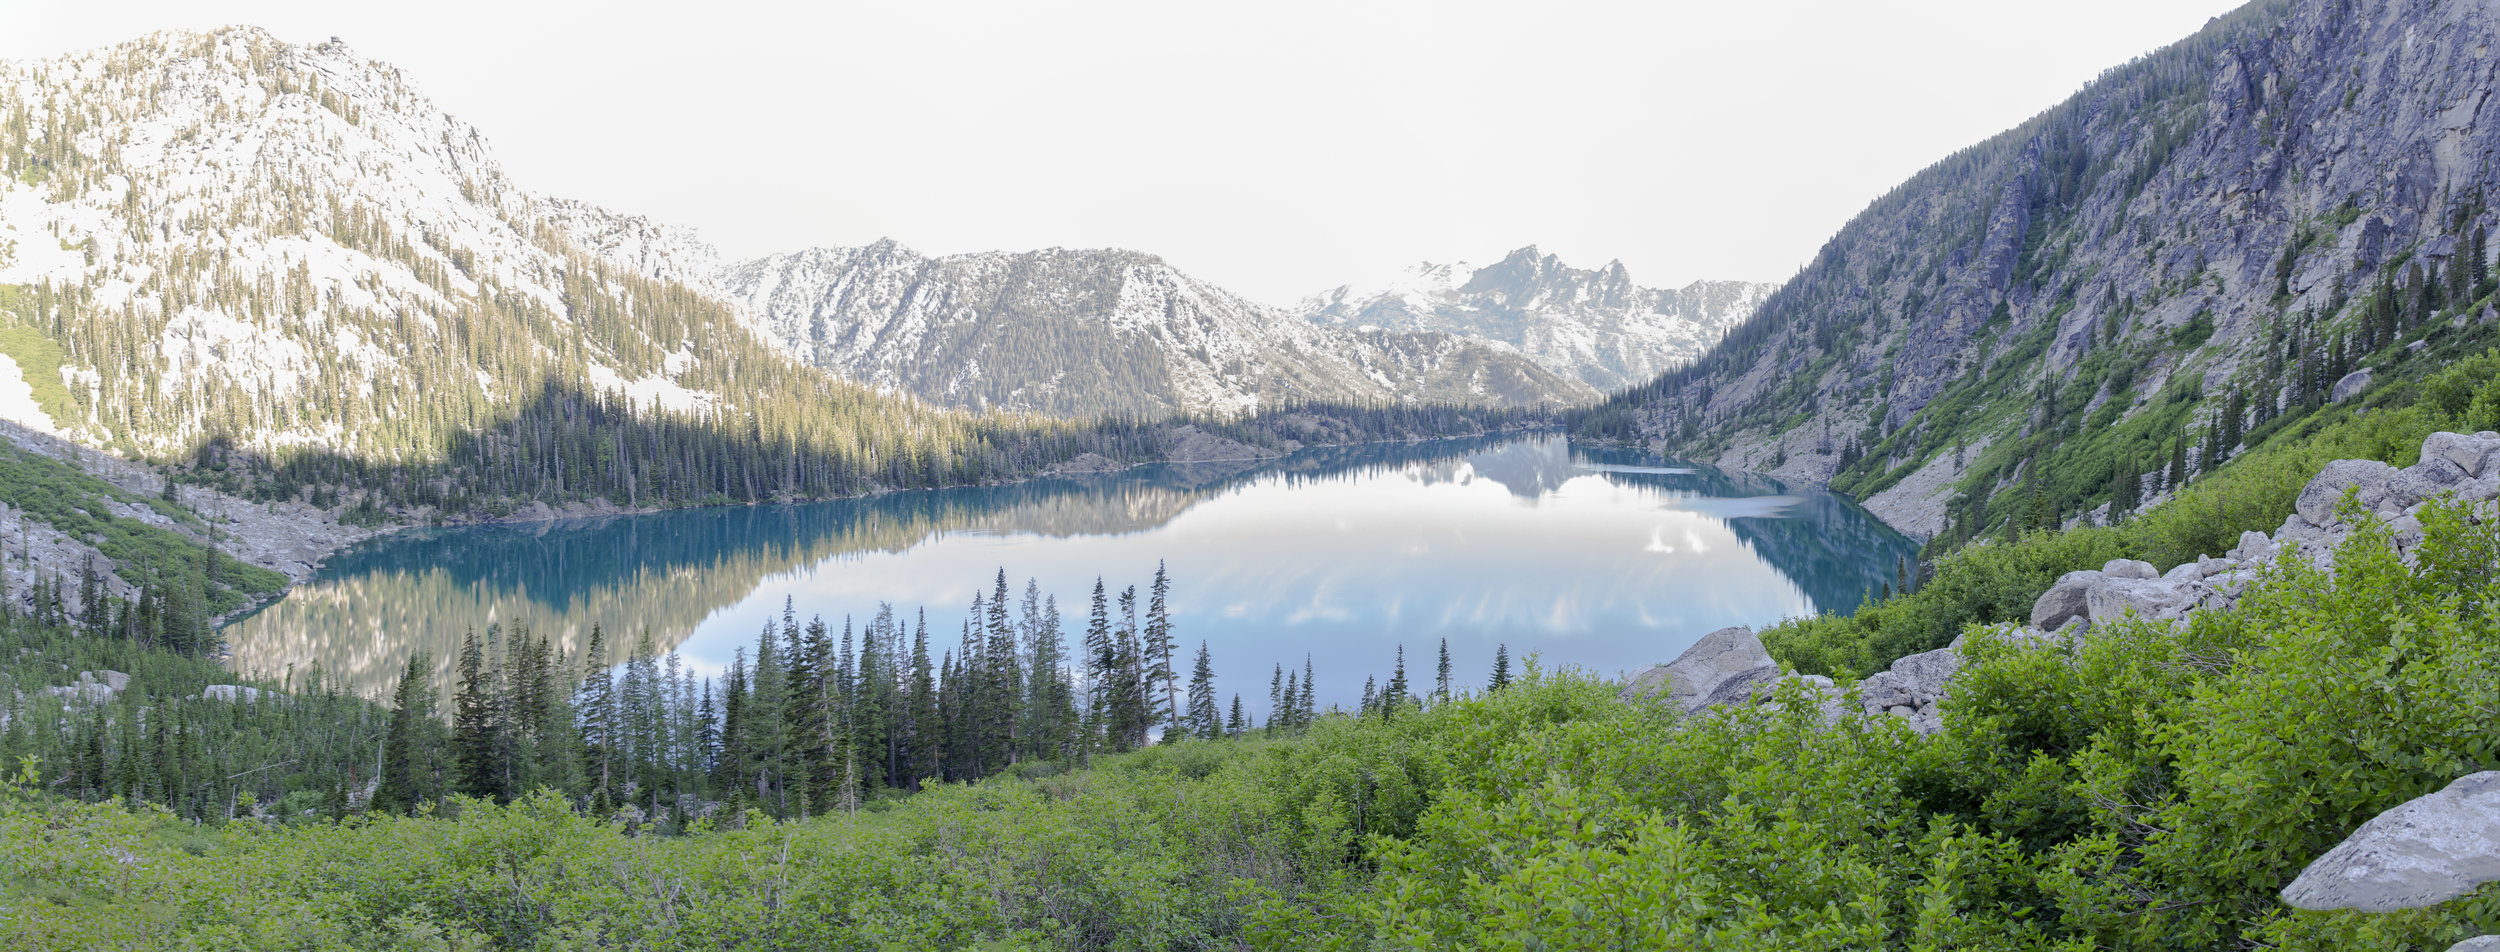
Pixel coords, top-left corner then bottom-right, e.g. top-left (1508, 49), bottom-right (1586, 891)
top-left (0, 29), bottom-right (1128, 520)
top-left (1583, 0), bottom-right (2499, 546)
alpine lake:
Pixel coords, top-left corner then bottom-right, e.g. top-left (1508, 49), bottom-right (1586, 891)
top-left (219, 434), bottom-right (1919, 717)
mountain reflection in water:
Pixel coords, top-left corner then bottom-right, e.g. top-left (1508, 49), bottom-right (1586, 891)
top-left (222, 434), bottom-right (1919, 713)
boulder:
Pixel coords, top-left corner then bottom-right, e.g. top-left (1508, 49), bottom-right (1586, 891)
top-left (2423, 432), bottom-right (2500, 478)
top-left (2282, 771), bottom-right (2500, 911)
top-left (79, 670), bottom-right (130, 693)
top-left (2228, 530), bottom-right (2275, 562)
top-left (2030, 570), bottom-right (2102, 630)
top-left (2297, 459), bottom-right (2400, 527)
top-left (2448, 937), bottom-right (2500, 952)
top-left (2332, 368), bottom-right (2374, 402)
top-left (1620, 626), bottom-right (1779, 713)
top-left (1883, 647), bottom-right (1961, 705)
top-left (2087, 576), bottom-right (2194, 625)
top-left (2102, 558), bottom-right (2159, 580)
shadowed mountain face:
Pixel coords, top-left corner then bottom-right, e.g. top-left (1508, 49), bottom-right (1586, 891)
top-left (224, 435), bottom-right (1916, 703)
top-left (1588, 0), bottom-right (2500, 538)
top-left (714, 242), bottom-right (1596, 419)
top-left (1297, 247), bottom-right (1776, 391)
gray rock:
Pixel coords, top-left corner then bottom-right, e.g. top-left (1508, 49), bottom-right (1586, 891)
top-left (2283, 771), bottom-right (2500, 911)
top-left (2297, 459), bottom-right (2400, 527)
top-left (2333, 368), bottom-right (2374, 402)
top-left (198, 685), bottom-right (282, 703)
top-left (2195, 556), bottom-right (2238, 578)
top-left (1883, 647), bottom-right (1962, 705)
top-left (43, 683), bottom-right (115, 705)
top-left (2467, 472), bottom-right (2500, 504)
top-left (1619, 626), bottom-right (1778, 713)
top-left (2102, 558), bottom-right (2159, 580)
top-left (2423, 432), bottom-right (2500, 477)
top-left (2229, 530), bottom-right (2276, 563)
top-left (2389, 514), bottom-right (2426, 550)
top-left (2030, 569), bottom-right (2102, 630)
top-left (2163, 561), bottom-right (2203, 583)
top-left (2411, 456), bottom-right (2471, 486)
top-left (77, 670), bottom-right (129, 693)
top-left (2447, 937), bottom-right (2500, 952)
top-left (2087, 576), bottom-right (2194, 625)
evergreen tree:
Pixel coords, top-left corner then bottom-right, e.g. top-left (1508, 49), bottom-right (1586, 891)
top-left (1435, 638), bottom-right (1452, 705)
top-left (1299, 655), bottom-right (1316, 725)
top-left (373, 651), bottom-right (446, 814)
top-left (1082, 579), bottom-right (1113, 757)
top-left (1489, 644), bottom-right (1513, 691)
top-left (1186, 641), bottom-right (1220, 740)
top-left (451, 629), bottom-right (507, 801)
top-left (1382, 645), bottom-right (1410, 720)
top-left (1227, 694), bottom-right (1245, 738)
top-left (905, 609), bottom-right (937, 788)
top-left (1021, 588), bottom-right (1074, 762)
top-left (1144, 562), bottom-right (1178, 738)
top-left (1267, 664), bottom-right (1285, 736)
top-left (578, 625), bottom-right (618, 799)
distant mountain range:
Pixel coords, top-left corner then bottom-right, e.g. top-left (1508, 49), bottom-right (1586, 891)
top-left (1295, 248), bottom-right (1775, 392)
top-left (714, 242), bottom-right (1603, 418)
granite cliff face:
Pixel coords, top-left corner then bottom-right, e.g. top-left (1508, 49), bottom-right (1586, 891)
top-left (1589, 0), bottom-right (2500, 539)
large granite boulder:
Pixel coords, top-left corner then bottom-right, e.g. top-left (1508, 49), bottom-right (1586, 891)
top-left (2448, 937), bottom-right (2500, 952)
top-left (2332, 368), bottom-right (2374, 402)
top-left (2086, 575), bottom-right (2194, 625)
top-left (2423, 432), bottom-right (2500, 478)
top-left (1620, 626), bottom-right (1779, 713)
top-left (2297, 459), bottom-right (2400, 527)
top-left (2030, 569), bottom-right (2102, 630)
top-left (2282, 771), bottom-right (2500, 911)
top-left (2102, 558), bottom-right (2159, 580)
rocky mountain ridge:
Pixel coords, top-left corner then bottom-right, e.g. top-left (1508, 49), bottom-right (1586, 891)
top-left (713, 241), bottom-right (1600, 418)
top-left (1585, 0), bottom-right (2500, 542)
top-left (1296, 246), bottom-right (1775, 392)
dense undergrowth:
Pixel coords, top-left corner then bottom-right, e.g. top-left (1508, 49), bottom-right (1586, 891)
top-left (6, 495), bottom-right (2500, 949)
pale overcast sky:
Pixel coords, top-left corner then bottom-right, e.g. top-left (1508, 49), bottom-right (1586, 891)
top-left (6, 1), bottom-right (2248, 302)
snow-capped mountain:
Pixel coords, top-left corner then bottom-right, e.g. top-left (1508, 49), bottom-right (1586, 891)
top-left (0, 27), bottom-right (820, 459)
top-left (1295, 247), bottom-right (1775, 392)
top-left (715, 242), bottom-right (1597, 418)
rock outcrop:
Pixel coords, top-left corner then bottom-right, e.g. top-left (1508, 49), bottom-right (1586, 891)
top-left (1620, 626), bottom-right (1780, 713)
top-left (2282, 772), bottom-right (2500, 912)
top-left (1628, 432), bottom-right (2500, 742)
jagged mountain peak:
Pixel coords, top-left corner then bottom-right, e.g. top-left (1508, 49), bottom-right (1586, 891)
top-left (1299, 247), bottom-right (1776, 392)
top-left (715, 243), bottom-right (1594, 418)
